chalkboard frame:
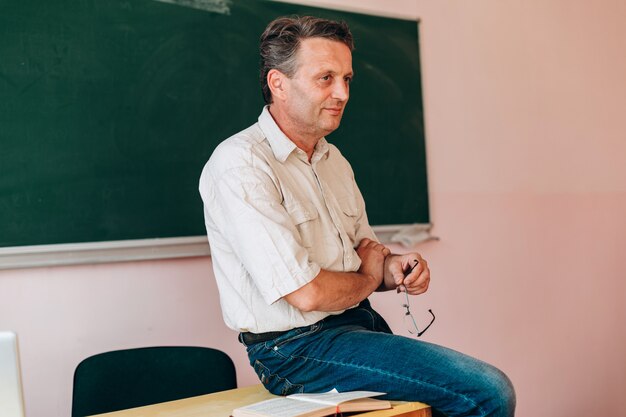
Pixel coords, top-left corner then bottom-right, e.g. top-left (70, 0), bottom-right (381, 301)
top-left (0, 1), bottom-right (432, 269)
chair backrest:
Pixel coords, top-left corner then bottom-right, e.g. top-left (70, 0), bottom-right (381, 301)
top-left (71, 346), bottom-right (236, 417)
top-left (0, 331), bottom-right (26, 417)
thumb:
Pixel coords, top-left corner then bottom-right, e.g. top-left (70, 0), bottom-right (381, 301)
top-left (388, 260), bottom-right (406, 285)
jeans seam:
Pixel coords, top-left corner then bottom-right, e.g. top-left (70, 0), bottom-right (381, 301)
top-left (287, 353), bottom-right (487, 417)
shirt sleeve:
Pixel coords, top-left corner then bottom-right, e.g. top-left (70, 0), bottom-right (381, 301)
top-left (352, 178), bottom-right (379, 244)
top-left (207, 165), bottom-right (321, 305)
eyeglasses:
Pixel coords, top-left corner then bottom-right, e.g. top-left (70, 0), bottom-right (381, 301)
top-left (399, 260), bottom-right (435, 337)
top-left (401, 290), bottom-right (435, 337)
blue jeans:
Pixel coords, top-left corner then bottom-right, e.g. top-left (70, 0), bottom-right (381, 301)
top-left (240, 299), bottom-right (515, 417)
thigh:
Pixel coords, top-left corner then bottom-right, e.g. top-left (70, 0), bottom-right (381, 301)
top-left (247, 324), bottom-right (514, 417)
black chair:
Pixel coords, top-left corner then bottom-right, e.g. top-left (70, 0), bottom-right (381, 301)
top-left (71, 346), bottom-right (236, 417)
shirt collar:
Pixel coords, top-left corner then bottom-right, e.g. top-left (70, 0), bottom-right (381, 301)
top-left (258, 106), bottom-right (296, 163)
top-left (258, 106), bottom-right (330, 163)
top-left (312, 137), bottom-right (330, 163)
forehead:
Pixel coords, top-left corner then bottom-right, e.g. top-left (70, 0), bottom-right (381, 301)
top-left (295, 37), bottom-right (353, 73)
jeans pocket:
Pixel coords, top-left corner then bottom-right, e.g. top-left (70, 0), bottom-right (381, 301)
top-left (272, 323), bottom-right (322, 350)
top-left (253, 359), bottom-right (304, 396)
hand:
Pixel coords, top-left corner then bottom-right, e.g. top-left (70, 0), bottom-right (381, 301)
top-left (384, 253), bottom-right (430, 295)
top-left (356, 238), bottom-right (390, 285)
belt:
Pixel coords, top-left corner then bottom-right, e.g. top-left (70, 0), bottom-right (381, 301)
top-left (239, 330), bottom-right (289, 345)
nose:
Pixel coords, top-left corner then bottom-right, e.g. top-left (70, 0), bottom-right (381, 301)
top-left (332, 79), bottom-right (349, 102)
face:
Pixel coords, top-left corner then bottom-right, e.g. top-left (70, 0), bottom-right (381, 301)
top-left (279, 37), bottom-right (353, 141)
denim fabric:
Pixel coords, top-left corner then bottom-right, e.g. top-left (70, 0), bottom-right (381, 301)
top-left (241, 299), bottom-right (515, 417)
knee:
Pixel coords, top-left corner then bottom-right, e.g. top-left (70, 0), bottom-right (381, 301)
top-left (481, 367), bottom-right (516, 417)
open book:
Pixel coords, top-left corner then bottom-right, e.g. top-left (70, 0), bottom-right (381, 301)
top-left (233, 390), bottom-right (391, 417)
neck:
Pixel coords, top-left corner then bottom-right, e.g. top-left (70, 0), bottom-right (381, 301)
top-left (268, 105), bottom-right (319, 161)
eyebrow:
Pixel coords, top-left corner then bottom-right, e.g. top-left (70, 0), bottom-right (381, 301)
top-left (315, 69), bottom-right (354, 78)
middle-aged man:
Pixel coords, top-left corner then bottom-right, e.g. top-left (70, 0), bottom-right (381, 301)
top-left (199, 15), bottom-right (516, 417)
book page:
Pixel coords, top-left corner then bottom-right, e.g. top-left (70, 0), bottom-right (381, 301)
top-left (236, 397), bottom-right (329, 417)
top-left (287, 390), bottom-right (386, 406)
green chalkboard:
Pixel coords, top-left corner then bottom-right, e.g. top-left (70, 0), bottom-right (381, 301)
top-left (0, 0), bottom-right (428, 248)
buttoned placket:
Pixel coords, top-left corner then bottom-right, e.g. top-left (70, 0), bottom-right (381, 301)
top-left (308, 150), bottom-right (354, 271)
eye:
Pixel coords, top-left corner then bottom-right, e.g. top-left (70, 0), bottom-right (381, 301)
top-left (344, 76), bottom-right (353, 84)
top-left (321, 75), bottom-right (331, 81)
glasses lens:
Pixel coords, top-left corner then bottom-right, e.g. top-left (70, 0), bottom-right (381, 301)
top-left (404, 310), bottom-right (419, 335)
top-left (401, 292), bottom-right (435, 337)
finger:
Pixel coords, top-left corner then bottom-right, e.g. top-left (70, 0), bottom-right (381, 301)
top-left (409, 254), bottom-right (424, 269)
top-left (407, 280), bottom-right (429, 295)
top-left (367, 240), bottom-right (379, 248)
top-left (403, 259), bottom-right (426, 283)
top-left (402, 259), bottom-right (428, 283)
top-left (388, 259), bottom-right (407, 286)
top-left (405, 270), bottom-right (430, 294)
top-left (357, 238), bottom-right (374, 248)
top-left (407, 269), bottom-right (429, 287)
top-left (395, 256), bottom-right (422, 287)
top-left (373, 243), bottom-right (388, 252)
top-left (405, 283), bottom-right (427, 295)
top-left (403, 255), bottom-right (424, 274)
top-left (361, 243), bottom-right (385, 257)
top-left (407, 286), bottom-right (427, 296)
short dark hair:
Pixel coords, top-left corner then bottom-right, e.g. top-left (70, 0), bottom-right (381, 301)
top-left (259, 15), bottom-right (354, 104)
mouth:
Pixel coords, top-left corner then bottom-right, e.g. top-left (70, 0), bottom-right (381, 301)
top-left (323, 108), bottom-right (343, 116)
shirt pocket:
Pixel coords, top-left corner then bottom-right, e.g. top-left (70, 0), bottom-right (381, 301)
top-left (337, 195), bottom-right (359, 243)
top-left (284, 200), bottom-right (319, 249)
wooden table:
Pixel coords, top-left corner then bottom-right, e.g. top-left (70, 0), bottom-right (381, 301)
top-left (91, 384), bottom-right (431, 417)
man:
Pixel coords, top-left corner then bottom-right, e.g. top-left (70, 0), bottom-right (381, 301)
top-left (199, 16), bottom-right (515, 417)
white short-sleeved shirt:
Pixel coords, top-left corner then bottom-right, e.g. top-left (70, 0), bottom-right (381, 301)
top-left (199, 106), bottom-right (377, 333)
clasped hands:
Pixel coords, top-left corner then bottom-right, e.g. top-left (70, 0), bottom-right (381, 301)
top-left (356, 238), bottom-right (430, 295)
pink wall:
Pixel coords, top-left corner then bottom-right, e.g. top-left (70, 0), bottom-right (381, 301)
top-left (1, 1), bottom-right (625, 416)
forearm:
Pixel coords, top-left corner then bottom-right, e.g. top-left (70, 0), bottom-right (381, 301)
top-left (282, 269), bottom-right (380, 312)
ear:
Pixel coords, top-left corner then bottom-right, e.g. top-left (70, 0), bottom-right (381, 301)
top-left (267, 69), bottom-right (288, 101)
